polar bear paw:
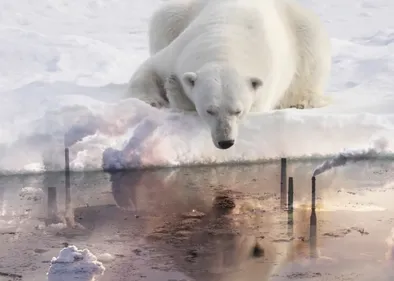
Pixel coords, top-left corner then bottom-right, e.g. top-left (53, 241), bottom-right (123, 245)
top-left (140, 95), bottom-right (169, 109)
top-left (288, 95), bottom-right (332, 110)
top-left (289, 104), bottom-right (305, 109)
top-left (306, 94), bottom-right (332, 108)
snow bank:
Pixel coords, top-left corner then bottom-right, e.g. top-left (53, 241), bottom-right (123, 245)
top-left (0, 0), bottom-right (394, 175)
top-left (1, 95), bottom-right (394, 175)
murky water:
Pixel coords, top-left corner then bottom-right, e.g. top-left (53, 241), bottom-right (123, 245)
top-left (1, 160), bottom-right (394, 280)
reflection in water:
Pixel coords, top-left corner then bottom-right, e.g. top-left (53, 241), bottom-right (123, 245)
top-left (310, 177), bottom-right (317, 259)
top-left (0, 184), bottom-right (4, 216)
top-left (280, 158), bottom-right (287, 210)
top-left (65, 148), bottom-right (73, 228)
top-left (107, 164), bottom-right (321, 281)
top-left (287, 177), bottom-right (294, 238)
top-left (2, 160), bottom-right (394, 280)
top-left (46, 186), bottom-right (58, 224)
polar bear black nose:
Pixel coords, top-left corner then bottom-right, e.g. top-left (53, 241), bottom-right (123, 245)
top-left (218, 140), bottom-right (234, 149)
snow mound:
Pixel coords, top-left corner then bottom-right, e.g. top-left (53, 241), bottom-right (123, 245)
top-left (97, 253), bottom-right (115, 263)
top-left (18, 186), bottom-right (45, 201)
top-left (47, 245), bottom-right (105, 281)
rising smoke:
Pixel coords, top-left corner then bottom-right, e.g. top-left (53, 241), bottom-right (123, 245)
top-left (312, 137), bottom-right (389, 177)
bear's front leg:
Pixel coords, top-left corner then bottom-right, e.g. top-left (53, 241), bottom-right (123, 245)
top-left (126, 62), bottom-right (169, 109)
top-left (137, 92), bottom-right (169, 109)
top-left (164, 74), bottom-right (196, 111)
top-left (276, 88), bottom-right (332, 110)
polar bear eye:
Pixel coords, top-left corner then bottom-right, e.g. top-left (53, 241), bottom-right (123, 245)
top-left (250, 77), bottom-right (263, 90)
top-left (229, 109), bottom-right (242, 116)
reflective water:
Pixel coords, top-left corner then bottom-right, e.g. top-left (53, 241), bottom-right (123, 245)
top-left (1, 160), bottom-right (394, 280)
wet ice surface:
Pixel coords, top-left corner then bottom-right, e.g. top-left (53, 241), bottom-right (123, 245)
top-left (1, 160), bottom-right (394, 280)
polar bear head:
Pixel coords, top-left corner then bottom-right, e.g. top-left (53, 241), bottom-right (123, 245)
top-left (181, 64), bottom-right (263, 149)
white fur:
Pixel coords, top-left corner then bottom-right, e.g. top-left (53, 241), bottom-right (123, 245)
top-left (126, 0), bottom-right (331, 149)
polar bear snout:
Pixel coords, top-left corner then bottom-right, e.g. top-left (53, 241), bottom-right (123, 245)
top-left (211, 117), bottom-right (238, 149)
top-left (218, 140), bottom-right (235, 149)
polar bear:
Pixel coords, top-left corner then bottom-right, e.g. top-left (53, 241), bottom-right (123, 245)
top-left (126, 0), bottom-right (331, 149)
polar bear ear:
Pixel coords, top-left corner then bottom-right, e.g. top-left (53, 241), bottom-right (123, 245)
top-left (250, 77), bottom-right (263, 90)
top-left (182, 72), bottom-right (197, 87)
